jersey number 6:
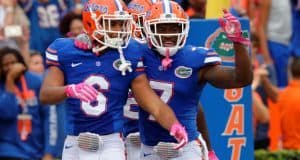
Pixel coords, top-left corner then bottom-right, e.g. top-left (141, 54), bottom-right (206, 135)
top-left (81, 75), bottom-right (109, 116)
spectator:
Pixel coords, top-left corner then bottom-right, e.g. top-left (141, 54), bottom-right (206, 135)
top-left (18, 0), bottom-right (72, 56)
top-left (0, 47), bottom-right (53, 160)
top-left (0, 0), bottom-right (30, 64)
top-left (260, 57), bottom-right (300, 150)
top-left (277, 57), bottom-right (300, 150)
top-left (257, 0), bottom-right (292, 88)
top-left (28, 51), bottom-right (66, 160)
top-left (29, 51), bottom-right (44, 76)
top-left (250, 32), bottom-right (274, 150)
top-left (59, 12), bottom-right (83, 37)
top-left (251, 66), bottom-right (270, 135)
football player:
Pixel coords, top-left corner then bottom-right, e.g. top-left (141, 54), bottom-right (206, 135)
top-left (136, 1), bottom-right (252, 160)
top-left (124, 0), bottom-right (218, 159)
top-left (39, 0), bottom-right (188, 160)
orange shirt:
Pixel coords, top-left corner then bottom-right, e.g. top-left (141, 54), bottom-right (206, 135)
top-left (278, 80), bottom-right (300, 149)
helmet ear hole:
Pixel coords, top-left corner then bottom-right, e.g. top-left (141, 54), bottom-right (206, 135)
top-left (87, 22), bottom-right (92, 27)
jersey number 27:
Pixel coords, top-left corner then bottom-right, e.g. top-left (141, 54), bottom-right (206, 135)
top-left (124, 80), bottom-right (174, 120)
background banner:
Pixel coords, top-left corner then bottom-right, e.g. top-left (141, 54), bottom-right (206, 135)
top-left (187, 19), bottom-right (254, 160)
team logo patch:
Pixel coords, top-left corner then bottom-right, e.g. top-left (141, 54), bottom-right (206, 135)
top-left (174, 66), bottom-right (193, 78)
top-left (113, 59), bottom-right (122, 71)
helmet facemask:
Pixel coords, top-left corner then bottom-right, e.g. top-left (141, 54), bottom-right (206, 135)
top-left (91, 11), bottom-right (133, 52)
top-left (132, 12), bottom-right (147, 43)
top-left (145, 13), bottom-right (189, 57)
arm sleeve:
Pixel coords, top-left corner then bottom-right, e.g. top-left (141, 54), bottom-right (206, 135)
top-left (45, 39), bottom-right (65, 71)
top-left (132, 57), bottom-right (146, 79)
top-left (0, 90), bottom-right (19, 120)
top-left (201, 48), bottom-right (222, 67)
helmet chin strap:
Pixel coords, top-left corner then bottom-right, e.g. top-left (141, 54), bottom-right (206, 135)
top-left (92, 44), bottom-right (108, 56)
top-left (161, 48), bottom-right (173, 70)
top-left (118, 47), bottom-right (132, 76)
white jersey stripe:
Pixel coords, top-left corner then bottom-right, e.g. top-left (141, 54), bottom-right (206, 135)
top-left (46, 51), bottom-right (58, 61)
top-left (204, 57), bottom-right (221, 63)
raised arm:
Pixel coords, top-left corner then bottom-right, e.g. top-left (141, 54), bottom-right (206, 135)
top-left (199, 10), bottom-right (253, 89)
top-left (200, 43), bottom-right (252, 88)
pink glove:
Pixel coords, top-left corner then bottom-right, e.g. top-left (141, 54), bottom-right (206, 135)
top-left (208, 150), bottom-right (219, 160)
top-left (170, 122), bottom-right (188, 150)
top-left (64, 83), bottom-right (98, 102)
top-left (219, 9), bottom-right (250, 46)
top-left (74, 33), bottom-right (92, 50)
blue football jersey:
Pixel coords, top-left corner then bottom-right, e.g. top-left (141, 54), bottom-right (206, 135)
top-left (46, 38), bottom-right (145, 136)
top-left (138, 45), bottom-right (221, 146)
top-left (123, 89), bottom-right (140, 137)
top-left (19, 0), bottom-right (71, 54)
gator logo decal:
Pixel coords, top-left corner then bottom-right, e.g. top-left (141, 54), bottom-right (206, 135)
top-left (205, 28), bottom-right (249, 63)
top-left (113, 59), bottom-right (122, 71)
top-left (175, 66), bottom-right (193, 79)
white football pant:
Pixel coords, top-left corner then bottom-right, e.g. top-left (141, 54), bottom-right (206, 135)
top-left (125, 132), bottom-right (141, 160)
top-left (140, 135), bottom-right (208, 160)
top-left (62, 133), bottom-right (126, 160)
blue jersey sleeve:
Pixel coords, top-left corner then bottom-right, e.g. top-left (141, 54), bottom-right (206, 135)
top-left (192, 46), bottom-right (222, 68)
top-left (132, 57), bottom-right (145, 79)
top-left (45, 38), bottom-right (71, 71)
top-left (124, 40), bottom-right (146, 80)
top-left (202, 48), bottom-right (222, 66)
top-left (0, 87), bottom-right (19, 120)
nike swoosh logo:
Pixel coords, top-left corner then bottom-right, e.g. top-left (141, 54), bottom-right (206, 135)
top-left (71, 62), bottom-right (82, 67)
top-left (143, 153), bottom-right (152, 157)
top-left (65, 145), bottom-right (73, 149)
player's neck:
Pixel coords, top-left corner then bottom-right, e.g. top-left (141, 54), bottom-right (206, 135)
top-left (92, 47), bottom-right (116, 57)
top-left (92, 42), bottom-right (110, 56)
top-left (153, 49), bottom-right (165, 59)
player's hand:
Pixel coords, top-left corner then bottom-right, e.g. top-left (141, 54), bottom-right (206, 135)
top-left (6, 63), bottom-right (26, 80)
top-left (74, 33), bottom-right (92, 50)
top-left (170, 122), bottom-right (188, 150)
top-left (208, 150), bottom-right (219, 160)
top-left (219, 9), bottom-right (250, 45)
top-left (64, 83), bottom-right (98, 102)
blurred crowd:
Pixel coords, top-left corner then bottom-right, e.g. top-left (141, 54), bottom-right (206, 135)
top-left (0, 0), bottom-right (299, 159)
top-left (231, 0), bottom-right (300, 152)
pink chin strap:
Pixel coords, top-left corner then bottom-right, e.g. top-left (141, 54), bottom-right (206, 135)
top-left (161, 48), bottom-right (173, 70)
